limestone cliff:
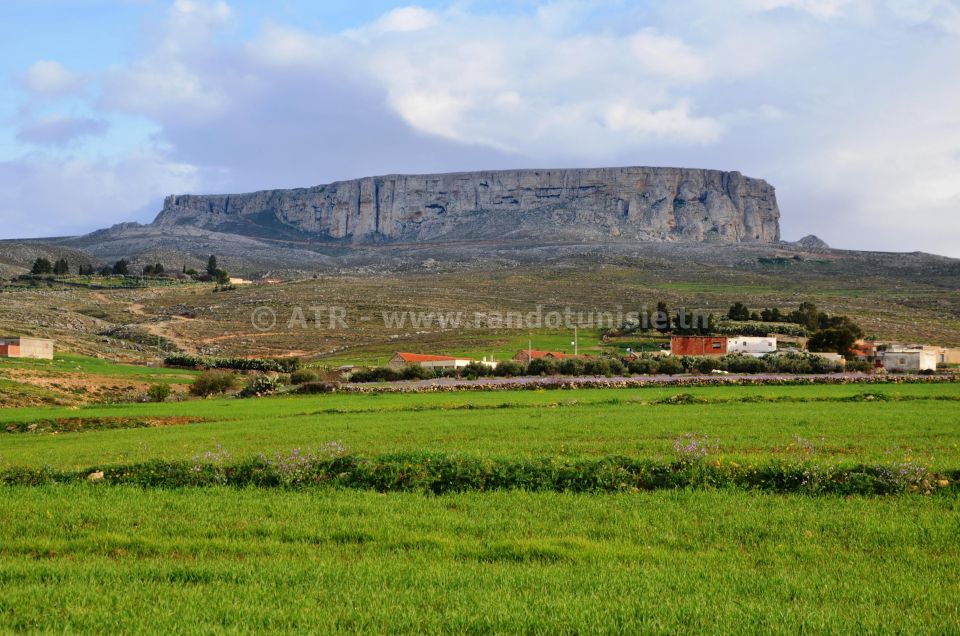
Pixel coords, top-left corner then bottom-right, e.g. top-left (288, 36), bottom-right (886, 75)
top-left (153, 167), bottom-right (780, 244)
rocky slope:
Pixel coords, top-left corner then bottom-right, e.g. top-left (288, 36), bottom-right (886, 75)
top-left (153, 167), bottom-right (781, 244)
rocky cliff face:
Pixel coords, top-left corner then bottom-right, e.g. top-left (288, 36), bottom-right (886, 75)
top-left (153, 167), bottom-right (780, 244)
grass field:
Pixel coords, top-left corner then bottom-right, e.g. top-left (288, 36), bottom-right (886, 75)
top-left (2, 383), bottom-right (958, 469)
top-left (1, 487), bottom-right (958, 632)
top-left (2, 382), bottom-right (959, 632)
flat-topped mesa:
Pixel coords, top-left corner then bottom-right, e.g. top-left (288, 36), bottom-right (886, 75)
top-left (153, 167), bottom-right (781, 244)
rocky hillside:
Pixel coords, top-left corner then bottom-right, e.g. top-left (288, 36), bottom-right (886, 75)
top-left (153, 167), bottom-right (781, 244)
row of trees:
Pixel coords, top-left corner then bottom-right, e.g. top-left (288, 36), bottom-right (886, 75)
top-left (727, 301), bottom-right (865, 357)
top-left (28, 254), bottom-right (229, 284)
top-left (727, 301), bottom-right (849, 332)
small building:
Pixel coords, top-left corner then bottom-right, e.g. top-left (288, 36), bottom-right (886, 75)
top-left (228, 277), bottom-right (252, 285)
top-left (671, 336), bottom-right (727, 357)
top-left (727, 336), bottom-right (777, 357)
top-left (0, 336), bottom-right (54, 360)
top-left (388, 352), bottom-right (472, 371)
top-left (880, 349), bottom-right (938, 372)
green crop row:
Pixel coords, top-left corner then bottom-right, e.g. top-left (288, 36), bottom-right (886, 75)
top-left (3, 452), bottom-right (955, 496)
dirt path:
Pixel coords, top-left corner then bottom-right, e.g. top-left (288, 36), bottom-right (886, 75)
top-left (105, 293), bottom-right (200, 354)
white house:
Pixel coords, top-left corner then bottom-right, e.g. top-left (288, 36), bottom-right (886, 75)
top-left (727, 336), bottom-right (777, 357)
top-left (388, 352), bottom-right (472, 371)
top-left (880, 349), bottom-right (937, 372)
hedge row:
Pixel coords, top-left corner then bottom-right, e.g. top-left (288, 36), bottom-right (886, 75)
top-left (165, 353), bottom-right (300, 373)
top-left (3, 454), bottom-right (955, 496)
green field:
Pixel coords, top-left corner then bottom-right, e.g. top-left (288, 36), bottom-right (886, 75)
top-left (2, 382), bottom-right (959, 632)
top-left (0, 353), bottom-right (197, 384)
top-left (2, 383), bottom-right (959, 469)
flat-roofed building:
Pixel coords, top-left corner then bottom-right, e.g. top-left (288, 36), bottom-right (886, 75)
top-left (671, 336), bottom-right (727, 357)
top-left (727, 336), bottom-right (777, 357)
top-left (0, 336), bottom-right (54, 360)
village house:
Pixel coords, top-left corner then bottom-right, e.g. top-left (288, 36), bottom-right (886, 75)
top-left (879, 348), bottom-right (938, 372)
top-left (726, 336), bottom-right (777, 357)
top-left (671, 336), bottom-right (727, 357)
top-left (0, 336), bottom-right (54, 360)
top-left (388, 352), bottom-right (472, 371)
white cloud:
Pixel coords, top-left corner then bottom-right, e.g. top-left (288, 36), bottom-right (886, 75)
top-left (21, 61), bottom-right (87, 97)
top-left (16, 115), bottom-right (108, 146)
top-left (2, 0), bottom-right (959, 256)
top-left (0, 152), bottom-right (199, 239)
top-left (741, 0), bottom-right (862, 19)
top-left (603, 101), bottom-right (723, 144)
top-left (371, 7), bottom-right (438, 33)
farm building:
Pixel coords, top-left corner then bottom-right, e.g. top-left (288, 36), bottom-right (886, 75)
top-left (513, 350), bottom-right (585, 363)
top-left (880, 349), bottom-right (937, 372)
top-left (727, 336), bottom-right (777, 357)
top-left (671, 336), bottom-right (727, 357)
top-left (0, 336), bottom-right (54, 360)
top-left (388, 352), bottom-right (472, 371)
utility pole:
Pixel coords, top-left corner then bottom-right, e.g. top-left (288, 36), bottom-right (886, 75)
top-left (571, 326), bottom-right (578, 356)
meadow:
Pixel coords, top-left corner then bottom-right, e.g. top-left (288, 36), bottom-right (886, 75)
top-left (2, 382), bottom-right (960, 632)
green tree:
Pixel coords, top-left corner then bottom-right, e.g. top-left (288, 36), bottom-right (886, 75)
top-left (727, 302), bottom-right (750, 321)
top-left (207, 255), bottom-right (218, 276)
top-left (31, 257), bottom-right (52, 275)
top-left (790, 302), bottom-right (820, 331)
top-left (808, 328), bottom-right (860, 358)
top-left (112, 259), bottom-right (129, 276)
top-left (52, 258), bottom-right (69, 275)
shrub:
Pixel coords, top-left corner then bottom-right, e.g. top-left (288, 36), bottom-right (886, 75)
top-left (290, 369), bottom-right (322, 385)
top-left (146, 384), bottom-right (171, 402)
top-left (559, 358), bottom-right (586, 376)
top-left (349, 367), bottom-right (401, 383)
top-left (456, 362), bottom-right (494, 379)
top-left (165, 354), bottom-right (300, 373)
top-left (723, 355), bottom-right (769, 374)
top-left (400, 365), bottom-right (439, 380)
top-left (528, 358), bottom-right (561, 376)
top-left (239, 374), bottom-right (284, 398)
top-left (492, 361), bottom-right (527, 377)
top-left (627, 358), bottom-right (659, 375)
top-left (845, 359), bottom-right (873, 373)
top-left (189, 371), bottom-right (240, 397)
top-left (656, 357), bottom-right (684, 376)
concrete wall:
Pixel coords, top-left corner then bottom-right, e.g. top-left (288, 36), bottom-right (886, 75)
top-left (727, 337), bottom-right (777, 357)
top-left (671, 336), bottom-right (727, 357)
top-left (881, 350), bottom-right (937, 372)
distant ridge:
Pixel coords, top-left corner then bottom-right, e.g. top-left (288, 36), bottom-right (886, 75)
top-left (151, 166), bottom-right (781, 245)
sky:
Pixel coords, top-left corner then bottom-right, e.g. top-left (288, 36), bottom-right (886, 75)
top-left (1, 0), bottom-right (958, 256)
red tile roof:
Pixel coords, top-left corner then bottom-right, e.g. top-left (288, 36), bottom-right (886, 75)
top-left (515, 349), bottom-right (584, 360)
